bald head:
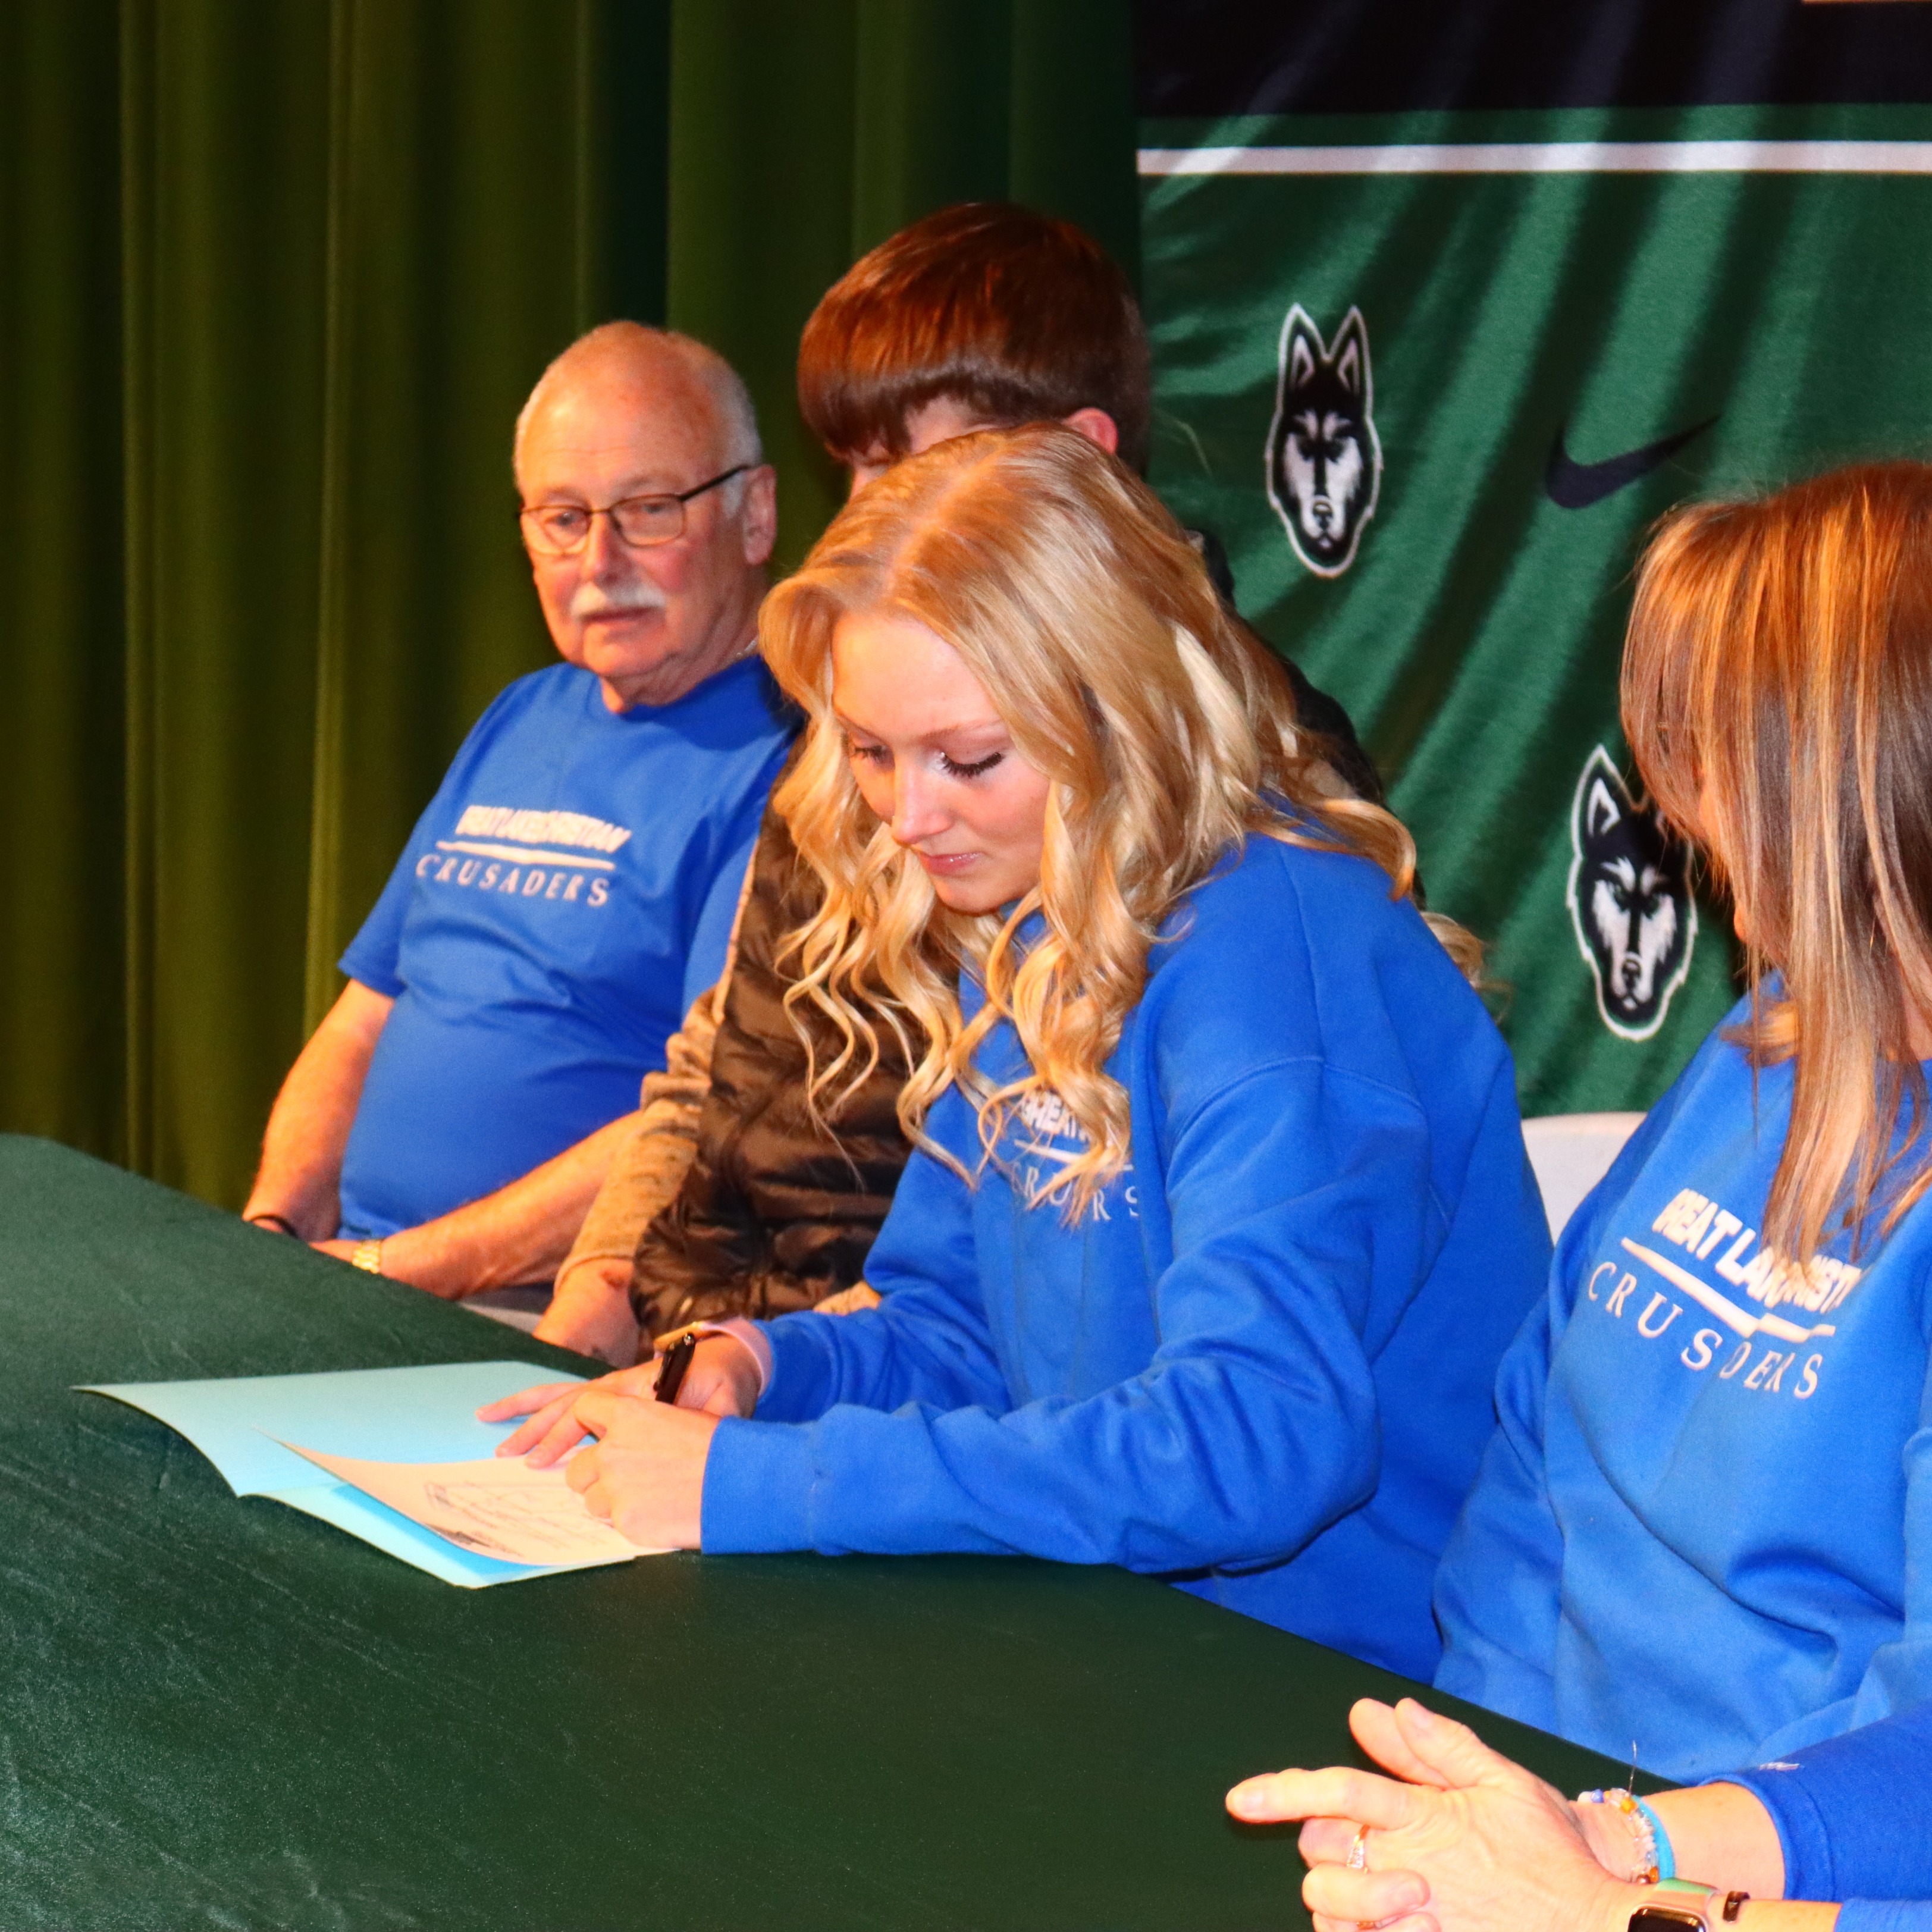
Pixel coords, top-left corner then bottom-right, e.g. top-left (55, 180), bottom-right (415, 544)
top-left (514, 322), bottom-right (761, 489)
top-left (514, 323), bottom-right (776, 713)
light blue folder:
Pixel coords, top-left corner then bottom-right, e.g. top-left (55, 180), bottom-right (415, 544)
top-left (80, 1360), bottom-right (601, 1588)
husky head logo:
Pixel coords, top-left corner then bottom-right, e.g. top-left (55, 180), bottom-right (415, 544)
top-left (1266, 304), bottom-right (1383, 578)
top-left (1566, 747), bottom-right (1696, 1041)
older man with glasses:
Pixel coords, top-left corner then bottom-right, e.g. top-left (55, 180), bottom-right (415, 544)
top-left (242, 323), bottom-right (794, 1315)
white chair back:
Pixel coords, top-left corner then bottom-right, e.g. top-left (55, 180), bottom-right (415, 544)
top-left (1522, 1112), bottom-right (1645, 1238)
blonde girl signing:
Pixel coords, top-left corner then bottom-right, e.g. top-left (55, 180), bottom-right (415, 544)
top-left (485, 425), bottom-right (1551, 1678)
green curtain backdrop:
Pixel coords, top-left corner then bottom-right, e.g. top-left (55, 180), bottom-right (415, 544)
top-left (0, 0), bottom-right (1135, 1211)
top-left (669, 1), bottom-right (1138, 569)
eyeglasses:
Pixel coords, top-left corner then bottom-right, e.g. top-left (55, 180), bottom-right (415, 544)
top-left (518, 465), bottom-right (751, 557)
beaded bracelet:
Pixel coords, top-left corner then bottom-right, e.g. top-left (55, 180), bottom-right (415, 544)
top-left (1635, 1797), bottom-right (1677, 1881)
top-left (1576, 1787), bottom-right (1675, 1884)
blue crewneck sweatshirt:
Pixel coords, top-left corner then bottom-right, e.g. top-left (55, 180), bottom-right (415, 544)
top-left (700, 829), bottom-right (1550, 1677)
top-left (1720, 1696), bottom-right (1932, 1904)
top-left (1435, 997), bottom-right (1932, 1780)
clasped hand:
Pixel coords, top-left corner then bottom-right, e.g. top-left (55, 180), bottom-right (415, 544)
top-left (1225, 1697), bottom-right (1636, 1932)
top-left (476, 1336), bottom-right (762, 1551)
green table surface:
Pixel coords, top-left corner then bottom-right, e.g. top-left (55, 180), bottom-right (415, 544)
top-left (0, 1134), bottom-right (1617, 1930)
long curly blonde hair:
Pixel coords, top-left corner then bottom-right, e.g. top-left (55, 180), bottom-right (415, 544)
top-left (760, 424), bottom-right (1473, 1213)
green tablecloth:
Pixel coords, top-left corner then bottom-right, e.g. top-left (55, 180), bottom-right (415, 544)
top-left (0, 1134), bottom-right (1614, 1930)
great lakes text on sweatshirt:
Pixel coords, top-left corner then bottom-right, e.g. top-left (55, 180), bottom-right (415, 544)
top-left (1435, 998), bottom-right (1932, 1779)
top-left (700, 829), bottom-right (1550, 1678)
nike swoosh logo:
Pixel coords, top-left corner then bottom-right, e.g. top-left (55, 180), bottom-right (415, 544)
top-left (1545, 415), bottom-right (1720, 510)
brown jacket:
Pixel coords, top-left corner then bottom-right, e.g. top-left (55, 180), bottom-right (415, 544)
top-left (626, 793), bottom-right (918, 1336)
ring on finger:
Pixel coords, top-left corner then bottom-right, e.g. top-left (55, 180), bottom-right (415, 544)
top-left (1347, 1826), bottom-right (1379, 1931)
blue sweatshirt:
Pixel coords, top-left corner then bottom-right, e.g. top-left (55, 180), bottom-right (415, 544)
top-left (700, 829), bottom-right (1551, 1678)
top-left (1435, 998), bottom-right (1932, 1780)
top-left (1719, 1697), bottom-right (1932, 1905)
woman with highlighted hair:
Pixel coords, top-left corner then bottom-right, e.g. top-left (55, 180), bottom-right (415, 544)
top-left (483, 424), bottom-right (1550, 1678)
top-left (1227, 463), bottom-right (1932, 1930)
top-left (1428, 462), bottom-right (1932, 1780)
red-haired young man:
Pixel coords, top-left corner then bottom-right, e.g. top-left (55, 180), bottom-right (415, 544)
top-left (539, 203), bottom-right (1380, 1362)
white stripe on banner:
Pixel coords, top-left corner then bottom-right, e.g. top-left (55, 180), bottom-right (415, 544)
top-left (1137, 140), bottom-right (1932, 178)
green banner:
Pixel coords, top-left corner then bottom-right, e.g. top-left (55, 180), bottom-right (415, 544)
top-left (1139, 98), bottom-right (1932, 1113)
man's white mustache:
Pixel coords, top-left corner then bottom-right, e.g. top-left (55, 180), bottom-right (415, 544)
top-left (570, 582), bottom-right (668, 620)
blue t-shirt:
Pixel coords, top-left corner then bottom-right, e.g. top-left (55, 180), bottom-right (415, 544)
top-left (700, 829), bottom-right (1551, 1678)
top-left (1435, 999), bottom-right (1932, 1781)
top-left (336, 657), bottom-right (794, 1236)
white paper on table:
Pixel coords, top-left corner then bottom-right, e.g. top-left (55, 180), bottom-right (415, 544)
top-left (275, 1439), bottom-right (667, 1567)
top-left (78, 1361), bottom-right (659, 1587)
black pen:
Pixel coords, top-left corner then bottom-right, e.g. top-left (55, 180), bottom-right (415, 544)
top-left (655, 1330), bottom-right (698, 1405)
